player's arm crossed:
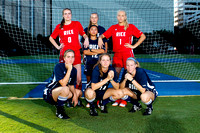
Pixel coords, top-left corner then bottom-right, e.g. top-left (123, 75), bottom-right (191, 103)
top-left (83, 48), bottom-right (104, 56)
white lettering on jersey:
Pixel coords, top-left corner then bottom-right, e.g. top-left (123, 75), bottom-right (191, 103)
top-left (68, 78), bottom-right (71, 83)
top-left (129, 83), bottom-right (137, 90)
top-left (116, 32), bottom-right (126, 37)
top-left (64, 30), bottom-right (74, 35)
top-left (99, 79), bottom-right (108, 90)
top-left (89, 44), bottom-right (98, 50)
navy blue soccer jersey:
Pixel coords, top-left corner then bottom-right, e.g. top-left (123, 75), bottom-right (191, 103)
top-left (81, 25), bottom-right (108, 43)
top-left (91, 65), bottom-right (118, 91)
top-left (83, 38), bottom-right (105, 65)
top-left (120, 68), bottom-right (155, 92)
top-left (46, 63), bottom-right (77, 90)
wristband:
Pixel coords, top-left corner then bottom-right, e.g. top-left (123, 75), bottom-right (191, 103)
top-left (90, 49), bottom-right (92, 52)
top-left (131, 78), bottom-right (134, 82)
top-left (110, 79), bottom-right (113, 81)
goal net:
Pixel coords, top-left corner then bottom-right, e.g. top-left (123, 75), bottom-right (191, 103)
top-left (0, 0), bottom-right (199, 85)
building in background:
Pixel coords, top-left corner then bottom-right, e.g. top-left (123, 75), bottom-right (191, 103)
top-left (174, 0), bottom-right (200, 27)
top-left (1, 0), bottom-right (52, 37)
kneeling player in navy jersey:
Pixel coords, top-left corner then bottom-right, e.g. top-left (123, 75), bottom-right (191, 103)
top-left (120, 57), bottom-right (158, 115)
top-left (43, 49), bottom-right (82, 119)
top-left (85, 53), bottom-right (125, 116)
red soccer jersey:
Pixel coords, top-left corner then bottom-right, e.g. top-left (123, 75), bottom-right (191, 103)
top-left (51, 21), bottom-right (85, 51)
top-left (103, 24), bottom-right (143, 52)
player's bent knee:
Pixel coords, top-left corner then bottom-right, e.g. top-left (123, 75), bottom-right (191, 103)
top-left (61, 86), bottom-right (70, 96)
top-left (85, 88), bottom-right (95, 99)
top-left (116, 90), bottom-right (124, 99)
top-left (140, 93), bottom-right (148, 102)
top-left (68, 92), bottom-right (73, 99)
top-left (141, 93), bottom-right (152, 105)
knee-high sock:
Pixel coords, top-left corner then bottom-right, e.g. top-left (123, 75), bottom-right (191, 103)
top-left (57, 96), bottom-right (68, 106)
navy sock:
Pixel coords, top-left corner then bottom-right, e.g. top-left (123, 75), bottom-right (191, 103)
top-left (57, 96), bottom-right (68, 106)
top-left (130, 99), bottom-right (140, 106)
top-left (147, 104), bottom-right (152, 108)
top-left (89, 102), bottom-right (95, 108)
top-left (102, 98), bottom-right (110, 106)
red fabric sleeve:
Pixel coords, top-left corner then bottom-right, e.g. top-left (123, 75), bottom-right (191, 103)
top-left (103, 25), bottom-right (114, 39)
top-left (130, 24), bottom-right (143, 38)
top-left (78, 21), bottom-right (85, 36)
top-left (50, 24), bottom-right (60, 39)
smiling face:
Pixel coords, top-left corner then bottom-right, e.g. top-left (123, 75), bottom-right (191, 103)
top-left (126, 60), bottom-right (137, 74)
top-left (89, 26), bottom-right (98, 36)
top-left (100, 55), bottom-right (111, 68)
top-left (64, 51), bottom-right (74, 64)
top-left (63, 9), bottom-right (72, 21)
top-left (90, 13), bottom-right (98, 25)
top-left (117, 10), bottom-right (127, 24)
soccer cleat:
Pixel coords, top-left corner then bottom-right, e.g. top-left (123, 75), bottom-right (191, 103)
top-left (112, 99), bottom-right (121, 106)
top-left (99, 100), bottom-right (108, 113)
top-left (119, 100), bottom-right (127, 107)
top-left (100, 105), bottom-right (108, 113)
top-left (89, 106), bottom-right (98, 116)
top-left (56, 106), bottom-right (70, 119)
top-left (129, 103), bottom-right (142, 113)
top-left (143, 107), bottom-right (153, 115)
top-left (86, 103), bottom-right (90, 108)
top-left (112, 102), bottom-right (119, 106)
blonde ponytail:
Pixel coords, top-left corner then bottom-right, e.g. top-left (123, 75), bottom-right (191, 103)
top-left (124, 18), bottom-right (129, 31)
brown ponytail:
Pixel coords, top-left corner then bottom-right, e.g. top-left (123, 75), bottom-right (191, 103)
top-left (59, 8), bottom-right (72, 29)
top-left (87, 20), bottom-right (92, 37)
top-left (59, 18), bottom-right (65, 29)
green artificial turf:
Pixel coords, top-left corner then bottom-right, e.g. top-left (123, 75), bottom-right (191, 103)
top-left (0, 96), bottom-right (200, 132)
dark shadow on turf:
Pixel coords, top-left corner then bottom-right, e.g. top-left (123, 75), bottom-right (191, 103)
top-left (0, 110), bottom-right (57, 133)
top-left (144, 114), bottom-right (186, 132)
top-left (31, 100), bottom-right (56, 116)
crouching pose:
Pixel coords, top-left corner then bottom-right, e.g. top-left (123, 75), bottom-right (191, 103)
top-left (120, 57), bottom-right (158, 115)
top-left (43, 49), bottom-right (82, 119)
top-left (85, 53), bottom-right (124, 116)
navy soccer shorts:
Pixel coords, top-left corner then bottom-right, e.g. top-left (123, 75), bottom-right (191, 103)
top-left (43, 88), bottom-right (57, 105)
top-left (84, 63), bottom-right (95, 76)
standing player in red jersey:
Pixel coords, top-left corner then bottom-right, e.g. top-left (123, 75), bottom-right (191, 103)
top-left (98, 10), bottom-right (146, 107)
top-left (49, 8), bottom-right (89, 90)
